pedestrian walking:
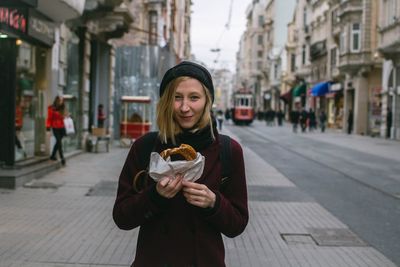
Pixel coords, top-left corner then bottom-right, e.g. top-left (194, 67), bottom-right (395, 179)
top-left (290, 109), bottom-right (300, 133)
top-left (113, 61), bottom-right (249, 267)
top-left (46, 96), bottom-right (67, 165)
top-left (347, 109), bottom-right (353, 134)
top-left (216, 109), bottom-right (224, 130)
top-left (319, 110), bottom-right (327, 133)
top-left (224, 108), bottom-right (231, 122)
top-left (300, 108), bottom-right (308, 133)
top-left (265, 109), bottom-right (275, 126)
top-left (308, 108), bottom-right (317, 131)
top-left (386, 107), bottom-right (392, 139)
top-left (276, 109), bottom-right (284, 126)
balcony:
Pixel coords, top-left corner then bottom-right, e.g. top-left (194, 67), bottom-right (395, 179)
top-left (83, 0), bottom-right (133, 37)
top-left (310, 40), bottom-right (327, 61)
top-left (37, 0), bottom-right (85, 22)
top-left (338, 51), bottom-right (372, 73)
top-left (378, 20), bottom-right (400, 58)
top-left (84, 3), bottom-right (133, 40)
top-left (337, 0), bottom-right (362, 20)
top-left (295, 65), bottom-right (311, 79)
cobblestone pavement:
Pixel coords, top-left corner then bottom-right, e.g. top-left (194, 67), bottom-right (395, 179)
top-left (0, 127), bottom-right (398, 267)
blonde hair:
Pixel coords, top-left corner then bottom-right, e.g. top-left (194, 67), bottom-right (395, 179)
top-left (156, 76), bottom-right (215, 144)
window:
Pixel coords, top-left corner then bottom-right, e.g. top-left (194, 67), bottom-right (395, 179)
top-left (385, 0), bottom-right (398, 26)
top-left (350, 23), bottom-right (361, 52)
top-left (340, 30), bottom-right (347, 54)
top-left (330, 47), bottom-right (337, 67)
top-left (331, 9), bottom-right (340, 25)
top-left (302, 45), bottom-right (306, 65)
top-left (258, 15), bottom-right (264, 27)
top-left (291, 53), bottom-right (296, 72)
top-left (257, 50), bottom-right (263, 58)
top-left (149, 11), bottom-right (158, 45)
top-left (257, 34), bottom-right (263, 45)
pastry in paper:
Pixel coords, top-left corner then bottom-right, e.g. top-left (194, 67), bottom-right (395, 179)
top-left (148, 147), bottom-right (205, 182)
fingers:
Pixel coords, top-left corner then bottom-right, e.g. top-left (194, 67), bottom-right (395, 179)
top-left (156, 175), bottom-right (183, 199)
top-left (156, 177), bottom-right (217, 208)
top-left (182, 182), bottom-right (216, 208)
top-left (159, 177), bottom-right (170, 187)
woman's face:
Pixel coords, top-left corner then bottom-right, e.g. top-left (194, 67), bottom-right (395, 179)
top-left (173, 78), bottom-right (206, 129)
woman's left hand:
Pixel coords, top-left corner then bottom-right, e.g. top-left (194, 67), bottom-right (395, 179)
top-left (182, 180), bottom-right (216, 209)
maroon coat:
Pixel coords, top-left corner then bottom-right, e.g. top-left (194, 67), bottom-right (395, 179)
top-left (113, 133), bottom-right (248, 267)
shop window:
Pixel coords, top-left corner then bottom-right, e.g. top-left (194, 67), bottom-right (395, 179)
top-left (15, 42), bottom-right (37, 161)
top-left (63, 34), bottom-right (80, 152)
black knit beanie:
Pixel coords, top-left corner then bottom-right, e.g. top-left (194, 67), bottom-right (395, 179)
top-left (159, 61), bottom-right (214, 102)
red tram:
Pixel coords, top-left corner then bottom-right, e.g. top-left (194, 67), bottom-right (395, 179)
top-left (232, 89), bottom-right (255, 125)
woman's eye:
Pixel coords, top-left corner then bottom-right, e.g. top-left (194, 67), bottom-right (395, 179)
top-left (175, 95), bottom-right (183, 100)
top-left (190, 96), bottom-right (200, 101)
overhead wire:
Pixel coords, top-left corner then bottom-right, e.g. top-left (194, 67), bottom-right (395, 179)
top-left (212, 0), bottom-right (234, 68)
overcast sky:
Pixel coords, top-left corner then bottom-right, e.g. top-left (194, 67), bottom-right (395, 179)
top-left (190, 0), bottom-right (252, 72)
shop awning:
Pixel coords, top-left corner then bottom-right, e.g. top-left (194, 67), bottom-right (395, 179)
top-left (311, 81), bottom-right (331, 97)
top-left (280, 88), bottom-right (293, 103)
top-left (292, 83), bottom-right (306, 97)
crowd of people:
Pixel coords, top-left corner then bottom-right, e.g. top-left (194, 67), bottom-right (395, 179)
top-left (256, 107), bottom-right (328, 134)
top-left (289, 108), bottom-right (327, 133)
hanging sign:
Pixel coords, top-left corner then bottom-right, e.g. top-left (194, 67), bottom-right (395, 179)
top-left (0, 7), bottom-right (27, 34)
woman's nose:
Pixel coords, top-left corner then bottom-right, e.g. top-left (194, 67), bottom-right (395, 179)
top-left (180, 99), bottom-right (190, 112)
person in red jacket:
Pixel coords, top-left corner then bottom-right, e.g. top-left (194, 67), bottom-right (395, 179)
top-left (46, 96), bottom-right (66, 165)
top-left (97, 104), bottom-right (106, 128)
top-left (113, 61), bottom-right (248, 267)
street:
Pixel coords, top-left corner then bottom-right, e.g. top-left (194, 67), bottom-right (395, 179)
top-left (0, 121), bottom-right (399, 267)
top-left (227, 120), bottom-right (400, 266)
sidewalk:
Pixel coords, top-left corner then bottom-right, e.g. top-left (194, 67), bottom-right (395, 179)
top-left (253, 119), bottom-right (400, 162)
top-left (0, 129), bottom-right (398, 267)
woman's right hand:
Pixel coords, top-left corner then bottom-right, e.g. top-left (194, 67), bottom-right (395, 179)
top-left (156, 174), bottom-right (183, 199)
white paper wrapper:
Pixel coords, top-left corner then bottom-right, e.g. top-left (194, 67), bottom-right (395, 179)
top-left (148, 152), bottom-right (205, 182)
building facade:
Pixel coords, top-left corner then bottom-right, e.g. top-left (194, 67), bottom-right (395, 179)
top-left (0, 0), bottom-right (135, 188)
top-left (378, 0), bottom-right (400, 140)
top-left (0, 0), bottom-right (85, 169)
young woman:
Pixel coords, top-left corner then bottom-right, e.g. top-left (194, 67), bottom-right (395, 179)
top-left (46, 96), bottom-right (66, 165)
top-left (113, 61), bottom-right (248, 267)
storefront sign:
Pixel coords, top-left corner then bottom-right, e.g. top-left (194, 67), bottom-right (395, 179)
top-left (28, 10), bottom-right (55, 46)
top-left (0, 7), bottom-right (27, 34)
